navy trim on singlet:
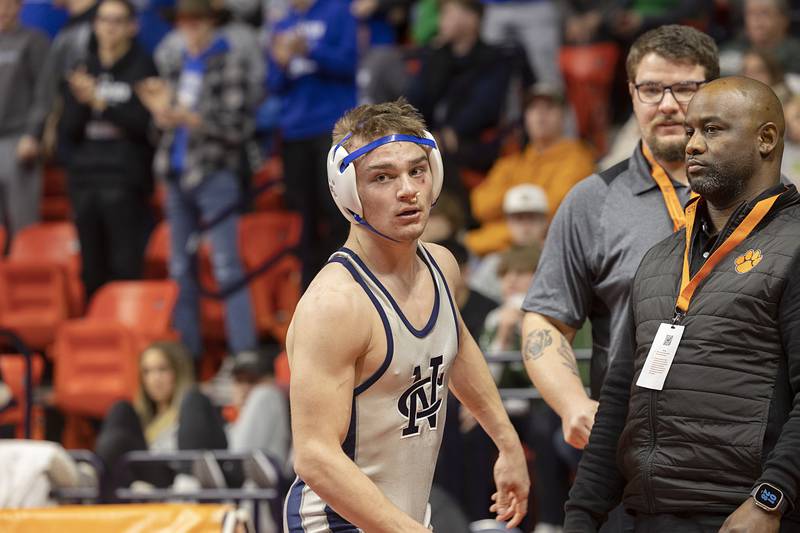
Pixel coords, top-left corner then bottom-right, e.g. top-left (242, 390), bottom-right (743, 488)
top-left (329, 256), bottom-right (395, 397)
top-left (420, 245), bottom-right (461, 350)
top-left (321, 397), bottom-right (359, 531)
top-left (337, 247), bottom-right (440, 338)
top-left (285, 476), bottom-right (307, 532)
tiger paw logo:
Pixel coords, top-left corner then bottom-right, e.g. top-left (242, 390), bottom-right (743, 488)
top-left (734, 249), bottom-right (763, 274)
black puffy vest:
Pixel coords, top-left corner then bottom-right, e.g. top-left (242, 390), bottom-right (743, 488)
top-left (617, 197), bottom-right (800, 515)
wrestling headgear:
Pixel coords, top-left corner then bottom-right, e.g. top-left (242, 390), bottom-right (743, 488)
top-left (327, 131), bottom-right (444, 226)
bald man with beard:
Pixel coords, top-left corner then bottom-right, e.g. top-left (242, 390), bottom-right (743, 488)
top-left (564, 76), bottom-right (800, 533)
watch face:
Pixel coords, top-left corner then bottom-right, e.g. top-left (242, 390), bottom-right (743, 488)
top-left (756, 484), bottom-right (782, 510)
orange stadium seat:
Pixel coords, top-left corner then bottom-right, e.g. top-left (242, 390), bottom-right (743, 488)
top-left (0, 354), bottom-right (45, 439)
top-left (9, 222), bottom-right (84, 316)
top-left (560, 42), bottom-right (620, 155)
top-left (52, 280), bottom-right (179, 418)
top-left (39, 165), bottom-right (71, 221)
top-left (143, 220), bottom-right (170, 279)
top-left (200, 211), bottom-right (302, 345)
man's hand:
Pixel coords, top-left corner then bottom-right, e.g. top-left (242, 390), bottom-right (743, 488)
top-left (16, 135), bottom-right (40, 162)
top-left (562, 397), bottom-right (598, 449)
top-left (489, 446), bottom-right (530, 528)
top-left (719, 498), bottom-right (780, 533)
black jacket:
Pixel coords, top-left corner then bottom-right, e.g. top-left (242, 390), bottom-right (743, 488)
top-left (565, 184), bottom-right (800, 530)
top-left (59, 37), bottom-right (157, 192)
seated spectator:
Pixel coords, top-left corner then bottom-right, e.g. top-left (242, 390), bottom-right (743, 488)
top-left (0, 0), bottom-right (49, 235)
top-left (469, 184), bottom-right (548, 302)
top-left (59, 0), bottom-right (157, 298)
top-left (227, 349), bottom-right (290, 467)
top-left (479, 244), bottom-right (540, 359)
top-left (720, 0), bottom-right (800, 75)
top-left (420, 191), bottom-right (467, 243)
top-left (440, 238), bottom-right (498, 339)
top-left (466, 84), bottom-right (595, 256)
top-left (137, 0), bottom-right (257, 360)
top-left (407, 0), bottom-right (511, 206)
top-left (783, 93), bottom-right (800, 186)
top-left (94, 341), bottom-right (196, 487)
top-left (739, 47), bottom-right (791, 102)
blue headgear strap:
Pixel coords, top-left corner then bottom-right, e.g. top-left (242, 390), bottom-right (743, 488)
top-left (350, 210), bottom-right (401, 242)
top-left (339, 134), bottom-right (437, 173)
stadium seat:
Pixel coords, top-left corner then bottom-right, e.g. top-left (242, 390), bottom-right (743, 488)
top-left (0, 262), bottom-right (70, 350)
top-left (40, 165), bottom-right (71, 221)
top-left (8, 221), bottom-right (84, 316)
top-left (560, 42), bottom-right (620, 155)
top-left (52, 280), bottom-right (179, 418)
top-left (0, 354), bottom-right (45, 439)
top-left (143, 220), bottom-right (170, 279)
top-left (200, 211), bottom-right (302, 345)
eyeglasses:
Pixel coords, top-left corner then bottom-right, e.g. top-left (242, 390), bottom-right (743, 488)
top-left (633, 81), bottom-right (706, 104)
top-left (96, 14), bottom-right (131, 25)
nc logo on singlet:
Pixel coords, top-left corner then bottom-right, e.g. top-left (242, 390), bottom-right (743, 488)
top-left (398, 356), bottom-right (445, 437)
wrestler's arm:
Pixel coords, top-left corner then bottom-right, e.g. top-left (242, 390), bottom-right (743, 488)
top-left (288, 266), bottom-right (430, 533)
top-left (426, 243), bottom-right (531, 528)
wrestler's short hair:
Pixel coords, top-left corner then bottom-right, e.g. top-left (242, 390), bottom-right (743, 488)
top-left (332, 98), bottom-right (428, 152)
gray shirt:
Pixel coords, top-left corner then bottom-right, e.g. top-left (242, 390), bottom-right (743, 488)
top-left (0, 25), bottom-right (49, 137)
top-left (522, 144), bottom-right (692, 397)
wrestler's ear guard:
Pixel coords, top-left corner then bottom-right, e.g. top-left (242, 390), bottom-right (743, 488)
top-left (327, 131), bottom-right (444, 225)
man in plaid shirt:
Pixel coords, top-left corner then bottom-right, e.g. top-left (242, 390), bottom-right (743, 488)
top-left (138, 0), bottom-right (257, 362)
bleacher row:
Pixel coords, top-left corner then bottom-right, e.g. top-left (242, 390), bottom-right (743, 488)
top-left (0, 158), bottom-right (301, 445)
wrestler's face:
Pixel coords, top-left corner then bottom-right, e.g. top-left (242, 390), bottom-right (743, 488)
top-left (630, 53), bottom-right (707, 164)
top-left (354, 140), bottom-right (434, 243)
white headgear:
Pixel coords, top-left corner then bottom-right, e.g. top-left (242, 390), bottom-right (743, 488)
top-left (327, 131), bottom-right (444, 226)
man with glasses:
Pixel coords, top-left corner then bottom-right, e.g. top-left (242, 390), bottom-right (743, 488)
top-left (519, 25), bottom-right (718, 529)
top-left (59, 0), bottom-right (156, 298)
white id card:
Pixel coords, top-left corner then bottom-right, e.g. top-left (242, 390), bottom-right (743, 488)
top-left (636, 323), bottom-right (685, 391)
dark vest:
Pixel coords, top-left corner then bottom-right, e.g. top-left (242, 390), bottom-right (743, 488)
top-left (618, 198), bottom-right (800, 515)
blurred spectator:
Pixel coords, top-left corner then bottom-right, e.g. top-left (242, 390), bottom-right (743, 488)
top-left (783, 93), bottom-right (800, 185)
top-left (420, 191), bottom-right (466, 243)
top-left (19, 0), bottom-right (68, 39)
top-left (407, 0), bottom-right (512, 208)
top-left (58, 0), bottom-right (156, 298)
top-left (24, 0), bottom-right (98, 160)
top-left (0, 0), bottom-right (49, 235)
top-left (739, 46), bottom-right (791, 101)
top-left (470, 184), bottom-right (547, 302)
top-left (95, 341), bottom-right (195, 486)
top-left (267, 0), bottom-right (357, 287)
top-left (350, 0), bottom-right (408, 48)
top-left (479, 244), bottom-right (540, 355)
top-left (228, 349), bottom-right (290, 465)
top-left (720, 0), bottom-right (800, 75)
top-left (481, 0), bottom-right (561, 86)
top-left (466, 83), bottom-right (595, 257)
top-left (440, 238), bottom-right (498, 339)
top-left (137, 0), bottom-right (257, 359)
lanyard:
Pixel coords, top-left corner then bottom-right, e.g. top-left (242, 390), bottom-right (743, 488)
top-left (642, 143), bottom-right (696, 231)
top-left (674, 193), bottom-right (781, 319)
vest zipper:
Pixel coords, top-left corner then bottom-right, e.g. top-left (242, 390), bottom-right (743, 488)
top-left (645, 388), bottom-right (657, 513)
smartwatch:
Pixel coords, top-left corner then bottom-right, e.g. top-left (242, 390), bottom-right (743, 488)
top-left (751, 482), bottom-right (789, 514)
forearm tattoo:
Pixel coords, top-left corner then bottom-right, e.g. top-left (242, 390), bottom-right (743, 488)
top-left (523, 329), bottom-right (552, 361)
top-left (557, 336), bottom-right (580, 377)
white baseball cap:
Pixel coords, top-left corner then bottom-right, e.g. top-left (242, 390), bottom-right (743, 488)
top-left (503, 184), bottom-right (548, 215)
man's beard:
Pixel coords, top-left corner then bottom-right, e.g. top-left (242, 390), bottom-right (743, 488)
top-left (689, 159), bottom-right (753, 206)
top-left (646, 134), bottom-right (687, 163)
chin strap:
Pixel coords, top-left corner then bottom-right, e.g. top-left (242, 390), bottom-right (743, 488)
top-left (350, 210), bottom-right (401, 243)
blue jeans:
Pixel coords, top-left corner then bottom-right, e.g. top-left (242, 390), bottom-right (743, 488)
top-left (165, 171), bottom-right (256, 358)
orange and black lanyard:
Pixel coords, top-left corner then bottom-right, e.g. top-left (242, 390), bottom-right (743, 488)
top-left (642, 143), bottom-right (697, 231)
top-left (673, 193), bottom-right (781, 323)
